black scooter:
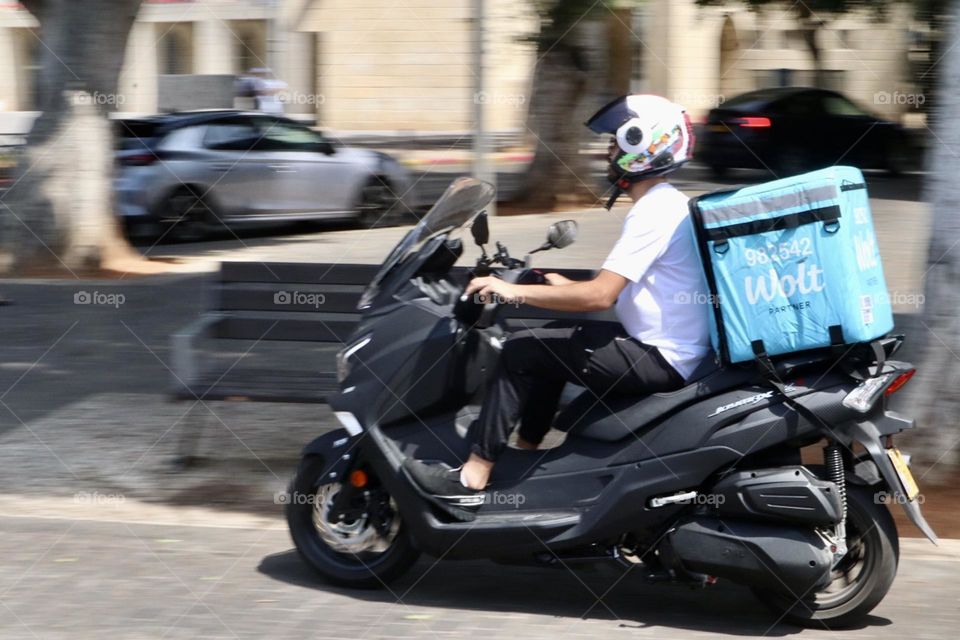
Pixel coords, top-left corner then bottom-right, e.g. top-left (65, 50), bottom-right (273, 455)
top-left (286, 178), bottom-right (936, 628)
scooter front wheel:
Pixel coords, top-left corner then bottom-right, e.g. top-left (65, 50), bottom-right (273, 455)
top-left (286, 455), bottom-right (420, 588)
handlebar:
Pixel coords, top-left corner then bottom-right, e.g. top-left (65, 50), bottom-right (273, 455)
top-left (453, 267), bottom-right (546, 327)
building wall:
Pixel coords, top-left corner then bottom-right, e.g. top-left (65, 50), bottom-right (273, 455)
top-left (641, 1), bottom-right (918, 123)
top-left (0, 0), bottom-right (926, 130)
top-left (0, 7), bottom-right (36, 114)
top-left (0, 26), bottom-right (22, 113)
top-left (300, 0), bottom-right (537, 132)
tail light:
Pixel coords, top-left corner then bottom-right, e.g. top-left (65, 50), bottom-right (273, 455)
top-left (884, 368), bottom-right (916, 396)
top-left (118, 153), bottom-right (158, 166)
top-left (842, 368), bottom-right (916, 413)
top-left (733, 117), bottom-right (771, 128)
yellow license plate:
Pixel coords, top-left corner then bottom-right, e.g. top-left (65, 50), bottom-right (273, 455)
top-left (707, 124), bottom-right (726, 133)
top-left (887, 448), bottom-right (920, 501)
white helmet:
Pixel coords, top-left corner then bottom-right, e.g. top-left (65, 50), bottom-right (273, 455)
top-left (586, 94), bottom-right (695, 186)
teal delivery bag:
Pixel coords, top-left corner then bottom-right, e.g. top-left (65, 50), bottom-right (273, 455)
top-left (689, 166), bottom-right (894, 364)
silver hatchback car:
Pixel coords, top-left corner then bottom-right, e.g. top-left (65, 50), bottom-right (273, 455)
top-left (115, 111), bottom-right (416, 240)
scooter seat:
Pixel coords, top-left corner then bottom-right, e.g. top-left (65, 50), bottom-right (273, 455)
top-left (554, 357), bottom-right (758, 442)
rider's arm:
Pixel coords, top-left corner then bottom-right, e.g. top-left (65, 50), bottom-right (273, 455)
top-left (465, 207), bottom-right (669, 312)
top-left (465, 269), bottom-right (628, 313)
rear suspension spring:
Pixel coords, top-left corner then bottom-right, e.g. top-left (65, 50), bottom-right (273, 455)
top-left (825, 443), bottom-right (847, 520)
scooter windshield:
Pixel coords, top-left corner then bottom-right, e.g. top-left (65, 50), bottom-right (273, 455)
top-left (360, 177), bottom-right (495, 307)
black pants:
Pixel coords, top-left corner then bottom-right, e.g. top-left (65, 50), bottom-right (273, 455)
top-left (469, 322), bottom-right (685, 462)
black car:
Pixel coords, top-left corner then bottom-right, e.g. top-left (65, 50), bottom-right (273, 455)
top-left (698, 87), bottom-right (911, 177)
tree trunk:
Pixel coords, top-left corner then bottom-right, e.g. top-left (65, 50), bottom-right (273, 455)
top-left (516, 4), bottom-right (603, 209)
top-left (606, 7), bottom-right (633, 97)
top-left (904, 2), bottom-right (960, 479)
top-left (797, 7), bottom-right (825, 88)
top-left (517, 43), bottom-right (595, 209)
top-left (802, 27), bottom-right (825, 88)
top-left (0, 0), bottom-right (144, 274)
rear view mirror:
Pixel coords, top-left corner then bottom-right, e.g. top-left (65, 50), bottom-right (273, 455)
top-left (471, 212), bottom-right (489, 246)
top-left (547, 220), bottom-right (578, 249)
top-left (529, 219), bottom-right (578, 255)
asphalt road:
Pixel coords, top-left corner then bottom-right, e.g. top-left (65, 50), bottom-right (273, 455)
top-left (0, 501), bottom-right (958, 640)
top-left (143, 165), bottom-right (928, 275)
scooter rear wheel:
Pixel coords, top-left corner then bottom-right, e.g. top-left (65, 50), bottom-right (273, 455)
top-left (286, 455), bottom-right (420, 588)
top-left (752, 483), bottom-right (899, 628)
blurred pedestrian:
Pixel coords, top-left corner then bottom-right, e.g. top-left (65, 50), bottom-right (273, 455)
top-left (248, 68), bottom-right (287, 115)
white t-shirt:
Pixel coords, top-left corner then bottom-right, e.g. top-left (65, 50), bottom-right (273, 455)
top-left (601, 182), bottom-right (712, 380)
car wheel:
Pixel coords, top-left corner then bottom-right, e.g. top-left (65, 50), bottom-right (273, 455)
top-left (355, 178), bottom-right (399, 229)
top-left (884, 136), bottom-right (911, 176)
top-left (122, 217), bottom-right (163, 244)
top-left (160, 187), bottom-right (217, 242)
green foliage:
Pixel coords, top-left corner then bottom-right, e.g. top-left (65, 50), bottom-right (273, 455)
top-left (533, 0), bottom-right (624, 45)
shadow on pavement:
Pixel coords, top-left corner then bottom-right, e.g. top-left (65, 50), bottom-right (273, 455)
top-left (258, 549), bottom-right (892, 635)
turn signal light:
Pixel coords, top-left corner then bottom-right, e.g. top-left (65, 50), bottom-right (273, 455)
top-left (349, 469), bottom-right (368, 488)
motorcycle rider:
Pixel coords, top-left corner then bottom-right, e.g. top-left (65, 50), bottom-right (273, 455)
top-left (405, 95), bottom-right (712, 507)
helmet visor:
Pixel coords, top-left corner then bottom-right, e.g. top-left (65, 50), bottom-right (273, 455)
top-left (584, 96), bottom-right (634, 135)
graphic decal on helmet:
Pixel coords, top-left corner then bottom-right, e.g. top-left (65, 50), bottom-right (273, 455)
top-left (617, 123), bottom-right (685, 173)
